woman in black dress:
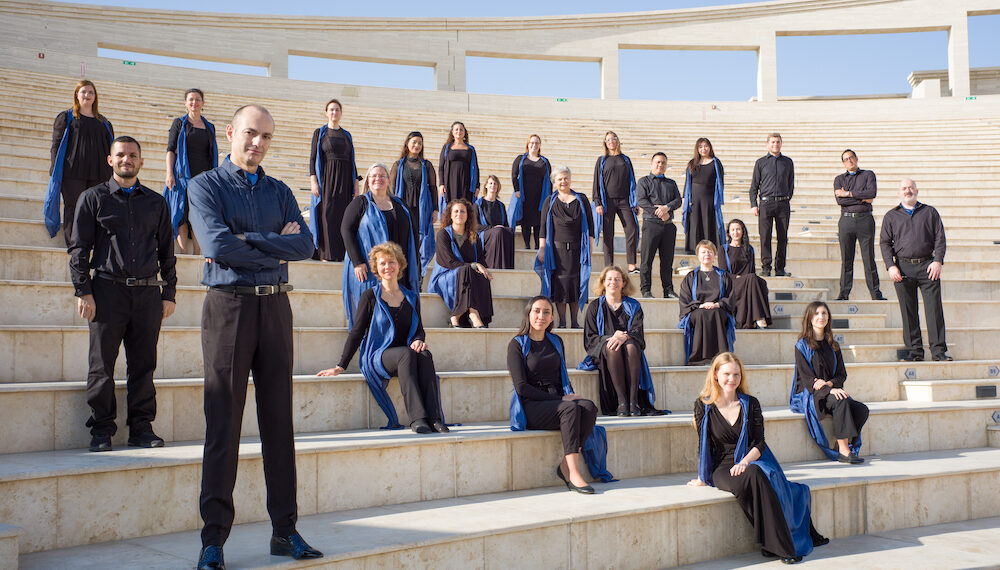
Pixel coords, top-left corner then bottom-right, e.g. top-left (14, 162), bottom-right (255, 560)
top-left (510, 134), bottom-right (551, 249)
top-left (689, 352), bottom-right (829, 563)
top-left (318, 242), bottom-right (446, 434)
top-left (428, 198), bottom-right (494, 328)
top-left (678, 240), bottom-right (735, 365)
top-left (46, 79), bottom-right (114, 244)
top-left (476, 175), bottom-right (515, 269)
top-left (683, 138), bottom-right (725, 254)
top-left (508, 296), bottom-right (599, 494)
top-left (164, 88), bottom-right (217, 255)
top-left (389, 131), bottom-right (438, 279)
top-left (722, 219), bottom-right (771, 329)
top-left (438, 121), bottom-right (479, 209)
top-left (309, 98), bottom-right (357, 261)
top-left (792, 301), bottom-right (868, 463)
top-left (592, 131), bottom-right (638, 272)
top-left (536, 166), bottom-right (595, 329)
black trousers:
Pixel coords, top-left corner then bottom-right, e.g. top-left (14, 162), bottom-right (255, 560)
top-left (893, 259), bottom-right (947, 358)
top-left (85, 278), bottom-right (162, 436)
top-left (520, 222), bottom-right (540, 249)
top-left (838, 213), bottom-right (880, 298)
top-left (200, 290), bottom-right (297, 547)
top-left (602, 197), bottom-right (638, 267)
top-left (380, 346), bottom-right (442, 424)
top-left (63, 177), bottom-right (103, 246)
top-left (523, 397), bottom-right (598, 456)
top-left (639, 219), bottom-right (676, 295)
top-left (822, 395), bottom-right (869, 440)
top-left (758, 199), bottom-right (790, 272)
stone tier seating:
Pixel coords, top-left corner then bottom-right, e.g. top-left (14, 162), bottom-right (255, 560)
top-left (1, 67), bottom-right (999, 568)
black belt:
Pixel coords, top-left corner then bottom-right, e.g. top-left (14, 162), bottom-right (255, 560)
top-left (552, 241), bottom-right (577, 251)
top-left (841, 211), bottom-right (872, 218)
top-left (96, 272), bottom-right (165, 287)
top-left (898, 256), bottom-right (931, 264)
top-left (211, 284), bottom-right (294, 296)
top-left (759, 196), bottom-right (790, 202)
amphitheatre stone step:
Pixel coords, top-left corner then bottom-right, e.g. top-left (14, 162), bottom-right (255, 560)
top-left (900, 377), bottom-right (1000, 402)
top-left (990, 426), bottom-right (1000, 448)
top-left (0, 524), bottom-right (21, 570)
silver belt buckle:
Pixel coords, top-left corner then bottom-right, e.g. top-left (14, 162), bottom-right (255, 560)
top-left (255, 285), bottom-right (274, 296)
top-left (125, 277), bottom-right (138, 286)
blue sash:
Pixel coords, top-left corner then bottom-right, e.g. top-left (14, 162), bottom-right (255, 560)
top-left (342, 194), bottom-right (420, 327)
top-left (683, 158), bottom-right (726, 245)
top-left (677, 267), bottom-right (736, 364)
top-left (509, 333), bottom-right (615, 482)
top-left (790, 338), bottom-right (863, 460)
top-left (594, 153), bottom-right (636, 241)
top-left (394, 158), bottom-right (436, 277)
top-left (721, 243), bottom-right (756, 275)
top-left (440, 143), bottom-right (478, 212)
top-left (427, 226), bottom-right (475, 312)
top-left (698, 392), bottom-right (814, 557)
top-left (44, 109), bottom-right (114, 237)
top-left (164, 115), bottom-right (217, 238)
top-left (534, 191), bottom-right (592, 308)
top-left (309, 126), bottom-right (356, 247)
top-left (577, 296), bottom-right (662, 410)
top-left (508, 153), bottom-right (551, 228)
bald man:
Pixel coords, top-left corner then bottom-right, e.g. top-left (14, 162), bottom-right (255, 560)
top-left (188, 105), bottom-right (320, 569)
top-left (879, 179), bottom-right (951, 362)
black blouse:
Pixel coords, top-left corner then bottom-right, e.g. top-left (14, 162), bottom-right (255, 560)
top-left (50, 111), bottom-right (114, 180)
top-left (678, 269), bottom-right (733, 318)
top-left (724, 245), bottom-right (756, 276)
top-left (337, 288), bottom-right (424, 369)
top-left (539, 194), bottom-right (595, 243)
top-left (507, 336), bottom-right (565, 402)
top-left (794, 339), bottom-right (848, 397)
top-left (583, 298), bottom-right (646, 358)
top-left (479, 199), bottom-right (507, 227)
top-left (693, 395), bottom-right (765, 468)
top-left (593, 154), bottom-right (633, 203)
top-left (341, 195), bottom-right (415, 267)
top-left (167, 117), bottom-right (215, 177)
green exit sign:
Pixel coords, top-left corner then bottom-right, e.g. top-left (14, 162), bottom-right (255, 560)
top-left (555, 98), bottom-right (567, 102)
top-left (966, 96), bottom-right (977, 100)
top-left (122, 60), bottom-right (136, 66)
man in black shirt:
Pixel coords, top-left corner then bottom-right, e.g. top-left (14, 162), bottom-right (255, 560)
top-left (749, 133), bottom-right (794, 276)
top-left (879, 179), bottom-right (951, 362)
top-left (834, 149), bottom-right (885, 301)
top-left (68, 136), bottom-right (177, 452)
top-left (636, 152), bottom-right (681, 298)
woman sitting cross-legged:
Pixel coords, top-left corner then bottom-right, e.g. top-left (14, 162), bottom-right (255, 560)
top-left (678, 239), bottom-right (736, 365)
top-left (318, 242), bottom-right (446, 434)
top-left (428, 198), bottom-right (494, 328)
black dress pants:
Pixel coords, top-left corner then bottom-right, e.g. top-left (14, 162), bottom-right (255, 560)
top-left (380, 346), bottom-right (442, 424)
top-left (893, 259), bottom-right (947, 358)
top-left (85, 277), bottom-right (162, 436)
top-left (523, 397), bottom-right (598, 456)
top-left (838, 213), bottom-right (880, 298)
top-left (639, 219), bottom-right (676, 295)
top-left (822, 395), bottom-right (869, 440)
top-left (200, 289), bottom-right (297, 547)
top-left (602, 197), bottom-right (638, 267)
top-left (62, 177), bottom-right (102, 246)
top-left (758, 199), bottom-right (790, 272)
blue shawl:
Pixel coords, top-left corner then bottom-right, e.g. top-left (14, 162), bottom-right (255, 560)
top-left (534, 191), bottom-right (592, 308)
top-left (440, 143), bottom-right (478, 212)
top-left (677, 267), bottom-right (736, 364)
top-left (790, 338), bottom-right (863, 460)
top-left (508, 153), bottom-right (551, 228)
top-left (683, 158), bottom-right (726, 246)
top-left (394, 157), bottom-right (436, 277)
top-left (721, 243), bottom-right (756, 275)
top-left (44, 109), bottom-right (114, 237)
top-left (698, 392), bottom-right (814, 558)
top-left (594, 153), bottom-right (636, 241)
top-left (164, 115), bottom-right (218, 238)
top-left (309, 125), bottom-right (356, 247)
top-left (427, 226), bottom-right (475, 312)
top-left (577, 295), bottom-right (664, 412)
top-left (341, 194), bottom-right (420, 327)
top-left (509, 333), bottom-right (614, 482)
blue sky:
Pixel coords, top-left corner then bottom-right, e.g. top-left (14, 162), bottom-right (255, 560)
top-left (90, 0), bottom-right (999, 100)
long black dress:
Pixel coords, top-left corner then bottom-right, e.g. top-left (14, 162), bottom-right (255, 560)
top-left (540, 195), bottom-right (595, 304)
top-left (479, 198), bottom-right (515, 269)
top-left (310, 127), bottom-right (355, 261)
top-left (507, 336), bottom-right (598, 456)
top-left (794, 339), bottom-right (869, 441)
top-left (50, 111), bottom-right (113, 244)
top-left (434, 228), bottom-right (493, 326)
top-left (439, 146), bottom-right (477, 204)
top-left (512, 156), bottom-right (547, 247)
top-left (724, 245), bottom-right (772, 329)
top-left (685, 160), bottom-right (723, 253)
top-left (389, 157), bottom-right (438, 228)
top-left (583, 299), bottom-right (655, 415)
top-left (167, 117), bottom-right (215, 233)
top-left (679, 269), bottom-right (733, 365)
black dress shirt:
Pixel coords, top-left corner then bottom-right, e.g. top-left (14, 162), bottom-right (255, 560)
top-left (749, 153), bottom-right (794, 208)
top-left (879, 202), bottom-right (946, 268)
top-left (68, 178), bottom-right (177, 301)
top-left (833, 169), bottom-right (877, 213)
top-left (636, 174), bottom-right (682, 222)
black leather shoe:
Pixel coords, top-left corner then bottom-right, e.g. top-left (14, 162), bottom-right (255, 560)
top-left (813, 535), bottom-right (830, 547)
top-left (933, 353), bottom-right (954, 362)
top-left (641, 291), bottom-right (653, 298)
top-left (431, 420), bottom-right (450, 433)
top-left (566, 480), bottom-right (595, 494)
top-left (837, 453), bottom-right (864, 464)
top-left (270, 532), bottom-right (323, 560)
top-left (89, 434), bottom-right (112, 452)
top-left (872, 294), bottom-right (888, 301)
top-left (197, 545), bottom-right (225, 569)
top-left (556, 464), bottom-right (568, 487)
top-left (616, 404), bottom-right (629, 417)
top-left (760, 268), bottom-right (771, 277)
top-left (834, 295), bottom-right (849, 301)
top-left (899, 353), bottom-right (924, 362)
top-left (410, 419), bottom-right (433, 434)
top-left (775, 270), bottom-right (791, 277)
top-left (782, 556), bottom-right (803, 564)
top-left (664, 290), bottom-right (678, 299)
top-left (128, 430), bottom-right (164, 448)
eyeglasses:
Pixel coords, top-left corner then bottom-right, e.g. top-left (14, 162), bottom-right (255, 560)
top-left (369, 174), bottom-right (389, 179)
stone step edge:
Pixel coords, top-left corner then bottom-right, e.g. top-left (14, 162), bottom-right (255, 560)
top-left (901, 378), bottom-right (1000, 386)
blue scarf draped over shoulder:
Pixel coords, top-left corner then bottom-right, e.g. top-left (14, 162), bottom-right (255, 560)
top-left (721, 243), bottom-right (756, 275)
top-left (341, 194), bottom-right (420, 327)
top-left (427, 226), bottom-right (474, 312)
top-left (534, 191), bottom-right (592, 308)
top-left (440, 143), bottom-right (478, 212)
top-left (509, 333), bottom-right (614, 482)
top-left (790, 338), bottom-right (862, 460)
top-left (698, 392), bottom-right (814, 557)
top-left (683, 158), bottom-right (725, 246)
top-left (164, 115), bottom-right (218, 238)
top-left (508, 153), bottom-right (551, 228)
top-left (395, 157), bottom-right (436, 277)
top-left (594, 153), bottom-right (636, 241)
top-left (309, 125), bottom-right (356, 247)
top-left (677, 267), bottom-right (736, 364)
top-left (44, 109), bottom-right (114, 237)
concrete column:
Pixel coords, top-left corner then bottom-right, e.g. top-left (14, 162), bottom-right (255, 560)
top-left (756, 35), bottom-right (778, 103)
top-left (948, 16), bottom-right (971, 98)
top-left (269, 46), bottom-right (288, 79)
top-left (436, 38), bottom-right (466, 92)
top-left (601, 49), bottom-right (619, 100)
